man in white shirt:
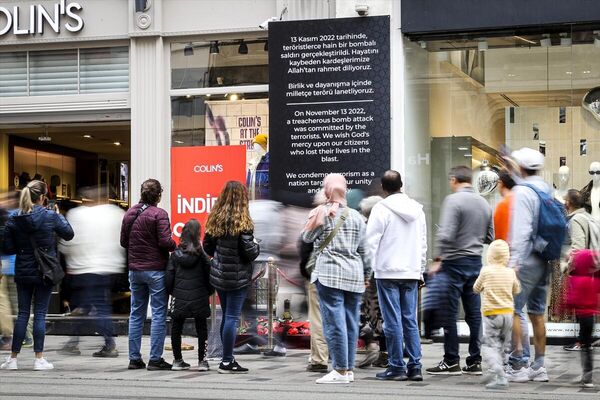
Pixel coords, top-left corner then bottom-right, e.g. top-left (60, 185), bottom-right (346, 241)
top-left (367, 170), bottom-right (427, 382)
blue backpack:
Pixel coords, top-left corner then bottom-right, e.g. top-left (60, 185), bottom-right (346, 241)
top-left (521, 184), bottom-right (567, 261)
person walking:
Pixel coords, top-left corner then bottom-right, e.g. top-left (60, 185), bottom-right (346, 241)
top-left (166, 219), bottom-right (213, 372)
top-left (506, 148), bottom-right (557, 383)
top-left (302, 173), bottom-right (371, 384)
top-left (367, 170), bottom-right (426, 381)
top-left (121, 179), bottom-right (176, 371)
top-left (203, 181), bottom-right (260, 374)
top-left (58, 189), bottom-right (125, 357)
top-left (426, 166), bottom-right (493, 376)
top-left (493, 169), bottom-right (516, 242)
top-left (473, 240), bottom-right (521, 390)
top-left (0, 180), bottom-right (74, 370)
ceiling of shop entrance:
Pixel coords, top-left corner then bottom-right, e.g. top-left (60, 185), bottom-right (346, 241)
top-left (0, 122), bottom-right (130, 159)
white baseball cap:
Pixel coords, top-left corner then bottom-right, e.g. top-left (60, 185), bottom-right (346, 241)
top-left (511, 147), bottom-right (545, 170)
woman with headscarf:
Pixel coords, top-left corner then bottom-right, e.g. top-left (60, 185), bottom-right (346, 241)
top-left (302, 174), bottom-right (371, 384)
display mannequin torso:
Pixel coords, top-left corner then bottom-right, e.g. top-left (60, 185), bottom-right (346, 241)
top-left (554, 166), bottom-right (570, 204)
top-left (590, 162), bottom-right (600, 220)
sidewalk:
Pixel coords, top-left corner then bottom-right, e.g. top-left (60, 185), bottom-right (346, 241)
top-left (0, 336), bottom-right (598, 399)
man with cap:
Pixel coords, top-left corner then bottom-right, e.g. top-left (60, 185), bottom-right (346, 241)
top-left (505, 147), bottom-right (550, 383)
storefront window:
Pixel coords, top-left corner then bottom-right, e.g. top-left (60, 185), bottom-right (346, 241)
top-left (171, 39), bottom-right (268, 89)
top-left (404, 28), bottom-right (600, 321)
top-left (0, 52), bottom-right (27, 97)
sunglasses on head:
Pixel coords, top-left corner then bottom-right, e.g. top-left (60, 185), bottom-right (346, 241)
top-left (589, 171), bottom-right (600, 175)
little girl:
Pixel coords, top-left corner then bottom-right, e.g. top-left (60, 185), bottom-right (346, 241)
top-left (565, 250), bottom-right (600, 388)
top-left (166, 219), bottom-right (213, 371)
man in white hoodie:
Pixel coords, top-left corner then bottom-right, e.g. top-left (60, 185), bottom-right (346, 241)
top-left (367, 170), bottom-right (427, 382)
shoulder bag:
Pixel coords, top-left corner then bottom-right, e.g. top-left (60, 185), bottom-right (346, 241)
top-left (29, 236), bottom-right (64, 286)
top-left (125, 204), bottom-right (149, 269)
top-left (305, 207), bottom-right (349, 276)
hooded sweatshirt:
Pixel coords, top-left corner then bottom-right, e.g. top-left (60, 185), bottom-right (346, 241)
top-left (565, 249), bottom-right (600, 317)
top-left (366, 193), bottom-right (427, 280)
top-left (474, 240), bottom-right (520, 316)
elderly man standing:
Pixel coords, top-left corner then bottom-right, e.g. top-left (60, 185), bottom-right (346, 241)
top-left (367, 170), bottom-right (427, 381)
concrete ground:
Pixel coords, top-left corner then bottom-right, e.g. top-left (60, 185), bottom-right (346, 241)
top-left (0, 336), bottom-right (599, 399)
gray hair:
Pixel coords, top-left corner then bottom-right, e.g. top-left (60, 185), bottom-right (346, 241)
top-left (359, 196), bottom-right (384, 219)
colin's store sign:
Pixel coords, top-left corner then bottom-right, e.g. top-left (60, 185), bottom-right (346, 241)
top-left (0, 0), bottom-right (83, 36)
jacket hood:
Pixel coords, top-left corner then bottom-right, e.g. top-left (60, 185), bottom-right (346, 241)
top-left (380, 193), bottom-right (423, 222)
top-left (12, 206), bottom-right (47, 233)
top-left (486, 240), bottom-right (510, 267)
top-left (172, 248), bottom-right (203, 269)
top-left (571, 249), bottom-right (598, 276)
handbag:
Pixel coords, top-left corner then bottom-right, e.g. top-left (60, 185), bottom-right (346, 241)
top-left (29, 236), bottom-right (64, 286)
top-left (305, 207), bottom-right (349, 276)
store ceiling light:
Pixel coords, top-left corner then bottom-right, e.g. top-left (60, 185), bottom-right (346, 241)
top-left (174, 140), bottom-right (184, 144)
top-left (477, 41), bottom-right (488, 51)
top-left (457, 146), bottom-right (469, 151)
top-left (113, 141), bottom-right (122, 146)
top-left (566, 71), bottom-right (573, 75)
top-left (583, 70), bottom-right (592, 74)
top-left (209, 41), bottom-right (220, 54)
top-left (229, 94), bottom-right (239, 101)
top-left (238, 40), bottom-right (248, 54)
top-left (83, 134), bottom-right (93, 138)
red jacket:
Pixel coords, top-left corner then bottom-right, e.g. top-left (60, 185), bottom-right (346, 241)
top-left (120, 203), bottom-right (176, 271)
top-left (565, 250), bottom-right (600, 317)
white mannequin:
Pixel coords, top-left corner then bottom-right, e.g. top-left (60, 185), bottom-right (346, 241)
top-left (590, 161), bottom-right (600, 220)
top-left (554, 166), bottom-right (570, 204)
top-left (248, 143), bottom-right (267, 201)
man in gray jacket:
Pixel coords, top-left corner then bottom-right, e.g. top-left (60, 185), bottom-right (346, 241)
top-left (426, 166), bottom-right (493, 376)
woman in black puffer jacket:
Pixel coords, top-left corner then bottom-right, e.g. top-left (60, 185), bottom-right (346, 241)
top-left (166, 219), bottom-right (212, 372)
top-left (203, 181), bottom-right (259, 374)
top-left (1, 181), bottom-right (73, 371)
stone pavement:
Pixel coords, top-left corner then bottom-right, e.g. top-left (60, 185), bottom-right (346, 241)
top-left (0, 336), bottom-right (599, 399)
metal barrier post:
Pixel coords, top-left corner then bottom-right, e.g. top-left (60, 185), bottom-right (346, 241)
top-left (267, 257), bottom-right (275, 350)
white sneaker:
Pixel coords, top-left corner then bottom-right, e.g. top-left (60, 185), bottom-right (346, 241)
top-left (347, 371), bottom-right (354, 382)
top-left (528, 366), bottom-right (548, 382)
top-left (33, 358), bottom-right (54, 371)
top-left (316, 370), bottom-right (350, 384)
top-left (1, 356), bottom-right (17, 370)
top-left (505, 365), bottom-right (529, 383)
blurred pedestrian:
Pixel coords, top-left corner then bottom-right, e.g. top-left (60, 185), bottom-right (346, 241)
top-left (426, 166), bottom-right (493, 376)
top-left (563, 250), bottom-right (600, 388)
top-left (367, 171), bottom-right (426, 381)
top-left (493, 169), bottom-right (515, 242)
top-left (507, 148), bottom-right (560, 383)
top-left (302, 174), bottom-right (371, 384)
top-left (203, 181), bottom-right (260, 374)
top-left (121, 179), bottom-right (176, 371)
top-left (1, 180), bottom-right (74, 370)
top-left (474, 240), bottom-right (520, 390)
top-left (166, 219), bottom-right (212, 372)
top-left (58, 188), bottom-right (125, 357)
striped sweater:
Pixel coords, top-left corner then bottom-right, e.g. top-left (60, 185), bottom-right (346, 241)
top-left (474, 265), bottom-right (521, 316)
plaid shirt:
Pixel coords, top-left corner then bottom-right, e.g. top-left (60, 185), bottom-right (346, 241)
top-left (302, 205), bottom-right (371, 293)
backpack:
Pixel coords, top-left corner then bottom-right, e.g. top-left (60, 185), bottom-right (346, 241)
top-left (521, 183), bottom-right (567, 261)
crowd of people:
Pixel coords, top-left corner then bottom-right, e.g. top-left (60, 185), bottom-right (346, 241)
top-left (0, 146), bottom-right (598, 390)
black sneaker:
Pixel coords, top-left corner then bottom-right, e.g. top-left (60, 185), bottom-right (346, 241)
top-left (147, 358), bottom-right (172, 371)
top-left (462, 362), bottom-right (483, 375)
top-left (306, 363), bottom-right (328, 373)
top-left (172, 359), bottom-right (190, 370)
top-left (376, 367), bottom-right (408, 381)
top-left (218, 360), bottom-right (249, 374)
top-left (58, 345), bottom-right (81, 356)
top-left (408, 368), bottom-right (424, 381)
top-left (262, 350), bottom-right (286, 358)
top-left (426, 360), bottom-right (462, 375)
top-left (128, 359), bottom-right (146, 369)
top-left (233, 343), bottom-right (260, 355)
top-left (93, 346), bottom-right (119, 358)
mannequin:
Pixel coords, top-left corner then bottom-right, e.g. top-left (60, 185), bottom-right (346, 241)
top-left (246, 134), bottom-right (269, 200)
top-left (581, 161), bottom-right (600, 220)
top-left (554, 166), bottom-right (570, 204)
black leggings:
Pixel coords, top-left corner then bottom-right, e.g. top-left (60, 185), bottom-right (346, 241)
top-left (579, 316), bottom-right (594, 375)
top-left (171, 316), bottom-right (208, 361)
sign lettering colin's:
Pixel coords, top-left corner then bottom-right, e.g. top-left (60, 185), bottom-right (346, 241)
top-left (0, 0), bottom-right (83, 36)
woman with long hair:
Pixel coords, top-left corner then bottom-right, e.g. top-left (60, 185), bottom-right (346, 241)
top-left (302, 174), bottom-right (371, 384)
top-left (203, 181), bottom-right (260, 374)
top-left (1, 180), bottom-right (74, 370)
top-left (166, 219), bottom-right (213, 372)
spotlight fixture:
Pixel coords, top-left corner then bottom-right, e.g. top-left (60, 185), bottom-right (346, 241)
top-left (238, 40), bottom-right (248, 54)
top-left (560, 33), bottom-right (571, 47)
top-left (174, 140), bottom-right (184, 144)
top-left (229, 94), bottom-right (239, 101)
top-left (83, 134), bottom-right (93, 139)
top-left (477, 41), bottom-right (488, 51)
top-left (209, 41), bottom-right (220, 55)
top-left (184, 43), bottom-right (193, 56)
top-left (264, 40), bottom-right (268, 51)
top-left (540, 34), bottom-right (551, 47)
top-left (113, 141), bottom-right (122, 146)
top-left (457, 146), bottom-right (469, 151)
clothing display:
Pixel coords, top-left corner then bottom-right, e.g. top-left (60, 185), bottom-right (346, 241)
top-left (581, 161), bottom-right (600, 220)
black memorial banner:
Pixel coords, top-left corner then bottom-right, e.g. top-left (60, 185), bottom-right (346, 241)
top-left (269, 16), bottom-right (391, 201)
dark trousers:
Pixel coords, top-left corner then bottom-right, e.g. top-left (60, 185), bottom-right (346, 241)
top-left (217, 287), bottom-right (249, 362)
top-left (12, 282), bottom-right (52, 353)
top-left (439, 263), bottom-right (482, 366)
top-left (171, 316), bottom-right (208, 361)
top-left (579, 315), bottom-right (594, 376)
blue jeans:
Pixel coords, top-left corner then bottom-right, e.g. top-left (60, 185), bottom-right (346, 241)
top-left (128, 270), bottom-right (167, 362)
top-left (12, 282), bottom-right (53, 353)
top-left (217, 287), bottom-right (249, 363)
top-left (438, 261), bottom-right (482, 366)
top-left (316, 281), bottom-right (362, 371)
top-left (376, 279), bottom-right (421, 372)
